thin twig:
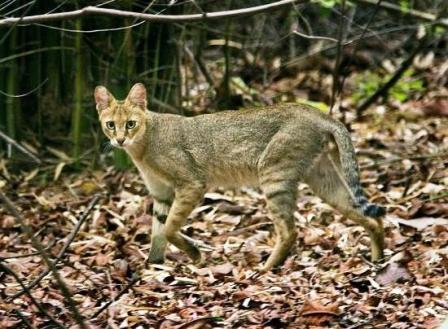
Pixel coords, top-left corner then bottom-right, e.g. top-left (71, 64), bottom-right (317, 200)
top-left (292, 30), bottom-right (338, 43)
top-left (338, 0), bottom-right (383, 116)
top-left (0, 129), bottom-right (41, 164)
top-left (184, 44), bottom-right (217, 92)
top-left (0, 190), bottom-right (89, 329)
top-left (352, 0), bottom-right (448, 28)
top-left (0, 46), bottom-right (73, 65)
top-left (9, 195), bottom-right (100, 300)
top-left (360, 151), bottom-right (448, 169)
top-left (90, 273), bottom-right (141, 319)
top-left (0, 77), bottom-right (48, 98)
top-left (0, 240), bottom-right (56, 260)
top-left (13, 309), bottom-right (35, 329)
top-left (329, 0), bottom-right (347, 115)
top-left (0, 0), bottom-right (35, 45)
top-left (0, 262), bottom-right (66, 329)
top-left (356, 33), bottom-right (428, 115)
top-left (282, 21), bottom-right (434, 72)
top-left (33, 20), bottom-right (145, 33)
top-left (151, 96), bottom-right (186, 115)
top-left (0, 0), bottom-right (304, 26)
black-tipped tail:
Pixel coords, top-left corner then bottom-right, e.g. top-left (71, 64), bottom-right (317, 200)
top-left (361, 202), bottom-right (386, 218)
top-left (354, 187), bottom-right (385, 218)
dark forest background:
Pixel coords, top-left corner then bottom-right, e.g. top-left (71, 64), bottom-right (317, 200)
top-left (0, 0), bottom-right (446, 171)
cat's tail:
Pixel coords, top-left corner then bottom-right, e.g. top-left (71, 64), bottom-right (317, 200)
top-left (328, 121), bottom-right (385, 218)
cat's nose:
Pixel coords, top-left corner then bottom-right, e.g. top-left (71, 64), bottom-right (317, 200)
top-left (116, 138), bottom-right (125, 145)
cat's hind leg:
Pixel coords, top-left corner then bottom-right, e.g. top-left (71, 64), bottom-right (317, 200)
top-left (260, 179), bottom-right (298, 272)
top-left (305, 148), bottom-right (385, 261)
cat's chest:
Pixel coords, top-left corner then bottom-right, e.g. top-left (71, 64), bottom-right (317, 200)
top-left (133, 160), bottom-right (170, 191)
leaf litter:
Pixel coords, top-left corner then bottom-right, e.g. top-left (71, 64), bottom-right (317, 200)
top-left (1, 89), bottom-right (448, 328)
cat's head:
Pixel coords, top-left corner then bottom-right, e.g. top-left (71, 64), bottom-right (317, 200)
top-left (94, 83), bottom-right (147, 148)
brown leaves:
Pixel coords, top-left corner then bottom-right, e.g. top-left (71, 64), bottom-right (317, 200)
top-left (159, 317), bottom-right (216, 329)
top-left (300, 299), bottom-right (339, 326)
top-left (375, 252), bottom-right (413, 286)
top-left (194, 262), bottom-right (234, 277)
top-left (399, 198), bottom-right (448, 219)
top-left (1, 109), bottom-right (448, 328)
top-left (418, 99), bottom-right (448, 117)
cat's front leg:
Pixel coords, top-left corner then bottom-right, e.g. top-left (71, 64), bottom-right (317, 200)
top-left (147, 197), bottom-right (171, 264)
top-left (164, 183), bottom-right (206, 264)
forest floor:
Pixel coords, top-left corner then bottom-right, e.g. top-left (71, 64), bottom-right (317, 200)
top-left (1, 59), bottom-right (448, 328)
top-left (1, 109), bottom-right (447, 329)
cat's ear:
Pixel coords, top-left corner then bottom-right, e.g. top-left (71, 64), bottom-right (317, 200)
top-left (126, 83), bottom-right (147, 109)
top-left (94, 86), bottom-right (114, 113)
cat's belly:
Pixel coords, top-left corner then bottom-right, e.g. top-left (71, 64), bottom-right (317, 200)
top-left (207, 165), bottom-right (259, 189)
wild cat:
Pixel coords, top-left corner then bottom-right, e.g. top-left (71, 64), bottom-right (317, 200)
top-left (94, 83), bottom-right (385, 271)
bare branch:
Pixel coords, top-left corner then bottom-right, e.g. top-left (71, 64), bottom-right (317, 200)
top-left (353, 0), bottom-right (448, 28)
top-left (329, 0), bottom-right (348, 115)
top-left (9, 195), bottom-right (101, 300)
top-left (337, 0), bottom-right (384, 117)
top-left (356, 33), bottom-right (429, 115)
top-left (0, 129), bottom-right (41, 164)
top-left (0, 190), bottom-right (90, 329)
top-left (12, 310), bottom-right (35, 329)
top-left (0, 78), bottom-right (48, 98)
top-left (0, 241), bottom-right (55, 260)
top-left (90, 273), bottom-right (141, 319)
top-left (0, 0), bottom-right (303, 27)
top-left (292, 30), bottom-right (338, 43)
top-left (34, 20), bottom-right (145, 33)
top-left (0, 262), bottom-right (66, 329)
top-left (360, 151), bottom-right (448, 170)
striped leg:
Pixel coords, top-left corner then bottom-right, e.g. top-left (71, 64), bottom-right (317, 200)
top-left (164, 184), bottom-right (205, 263)
top-left (261, 180), bottom-right (298, 271)
top-left (147, 198), bottom-right (171, 264)
top-left (306, 150), bottom-right (384, 261)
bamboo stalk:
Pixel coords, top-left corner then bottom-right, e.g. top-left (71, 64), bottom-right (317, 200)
top-left (6, 29), bottom-right (17, 140)
top-left (112, 15), bottom-right (134, 169)
top-left (71, 19), bottom-right (83, 162)
top-left (151, 27), bottom-right (162, 103)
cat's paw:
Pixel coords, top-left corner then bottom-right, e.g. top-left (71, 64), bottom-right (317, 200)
top-left (146, 251), bottom-right (165, 265)
top-left (188, 247), bottom-right (202, 265)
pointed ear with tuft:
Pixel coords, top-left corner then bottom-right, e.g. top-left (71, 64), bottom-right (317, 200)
top-left (94, 86), bottom-right (114, 114)
top-left (126, 83), bottom-right (147, 109)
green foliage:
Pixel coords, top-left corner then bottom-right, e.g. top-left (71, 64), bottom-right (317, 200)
top-left (316, 0), bottom-right (341, 9)
top-left (295, 98), bottom-right (329, 113)
top-left (353, 69), bottom-right (424, 104)
top-left (0, 1), bottom-right (182, 170)
top-left (399, 0), bottom-right (410, 13)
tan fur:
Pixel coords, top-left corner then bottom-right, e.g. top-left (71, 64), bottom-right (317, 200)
top-left (94, 83), bottom-right (385, 271)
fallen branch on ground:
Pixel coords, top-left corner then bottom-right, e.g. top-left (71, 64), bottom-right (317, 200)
top-left (0, 190), bottom-right (90, 329)
top-left (0, 262), bottom-right (66, 329)
top-left (0, 129), bottom-right (41, 164)
top-left (0, 240), bottom-right (56, 260)
top-left (90, 273), bottom-right (141, 319)
top-left (360, 151), bottom-right (448, 169)
top-left (9, 195), bottom-right (101, 300)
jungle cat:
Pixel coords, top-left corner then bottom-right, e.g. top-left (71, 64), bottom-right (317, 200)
top-left (94, 83), bottom-right (385, 272)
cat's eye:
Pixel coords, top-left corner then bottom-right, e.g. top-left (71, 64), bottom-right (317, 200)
top-left (126, 120), bottom-right (136, 129)
top-left (105, 121), bottom-right (115, 130)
